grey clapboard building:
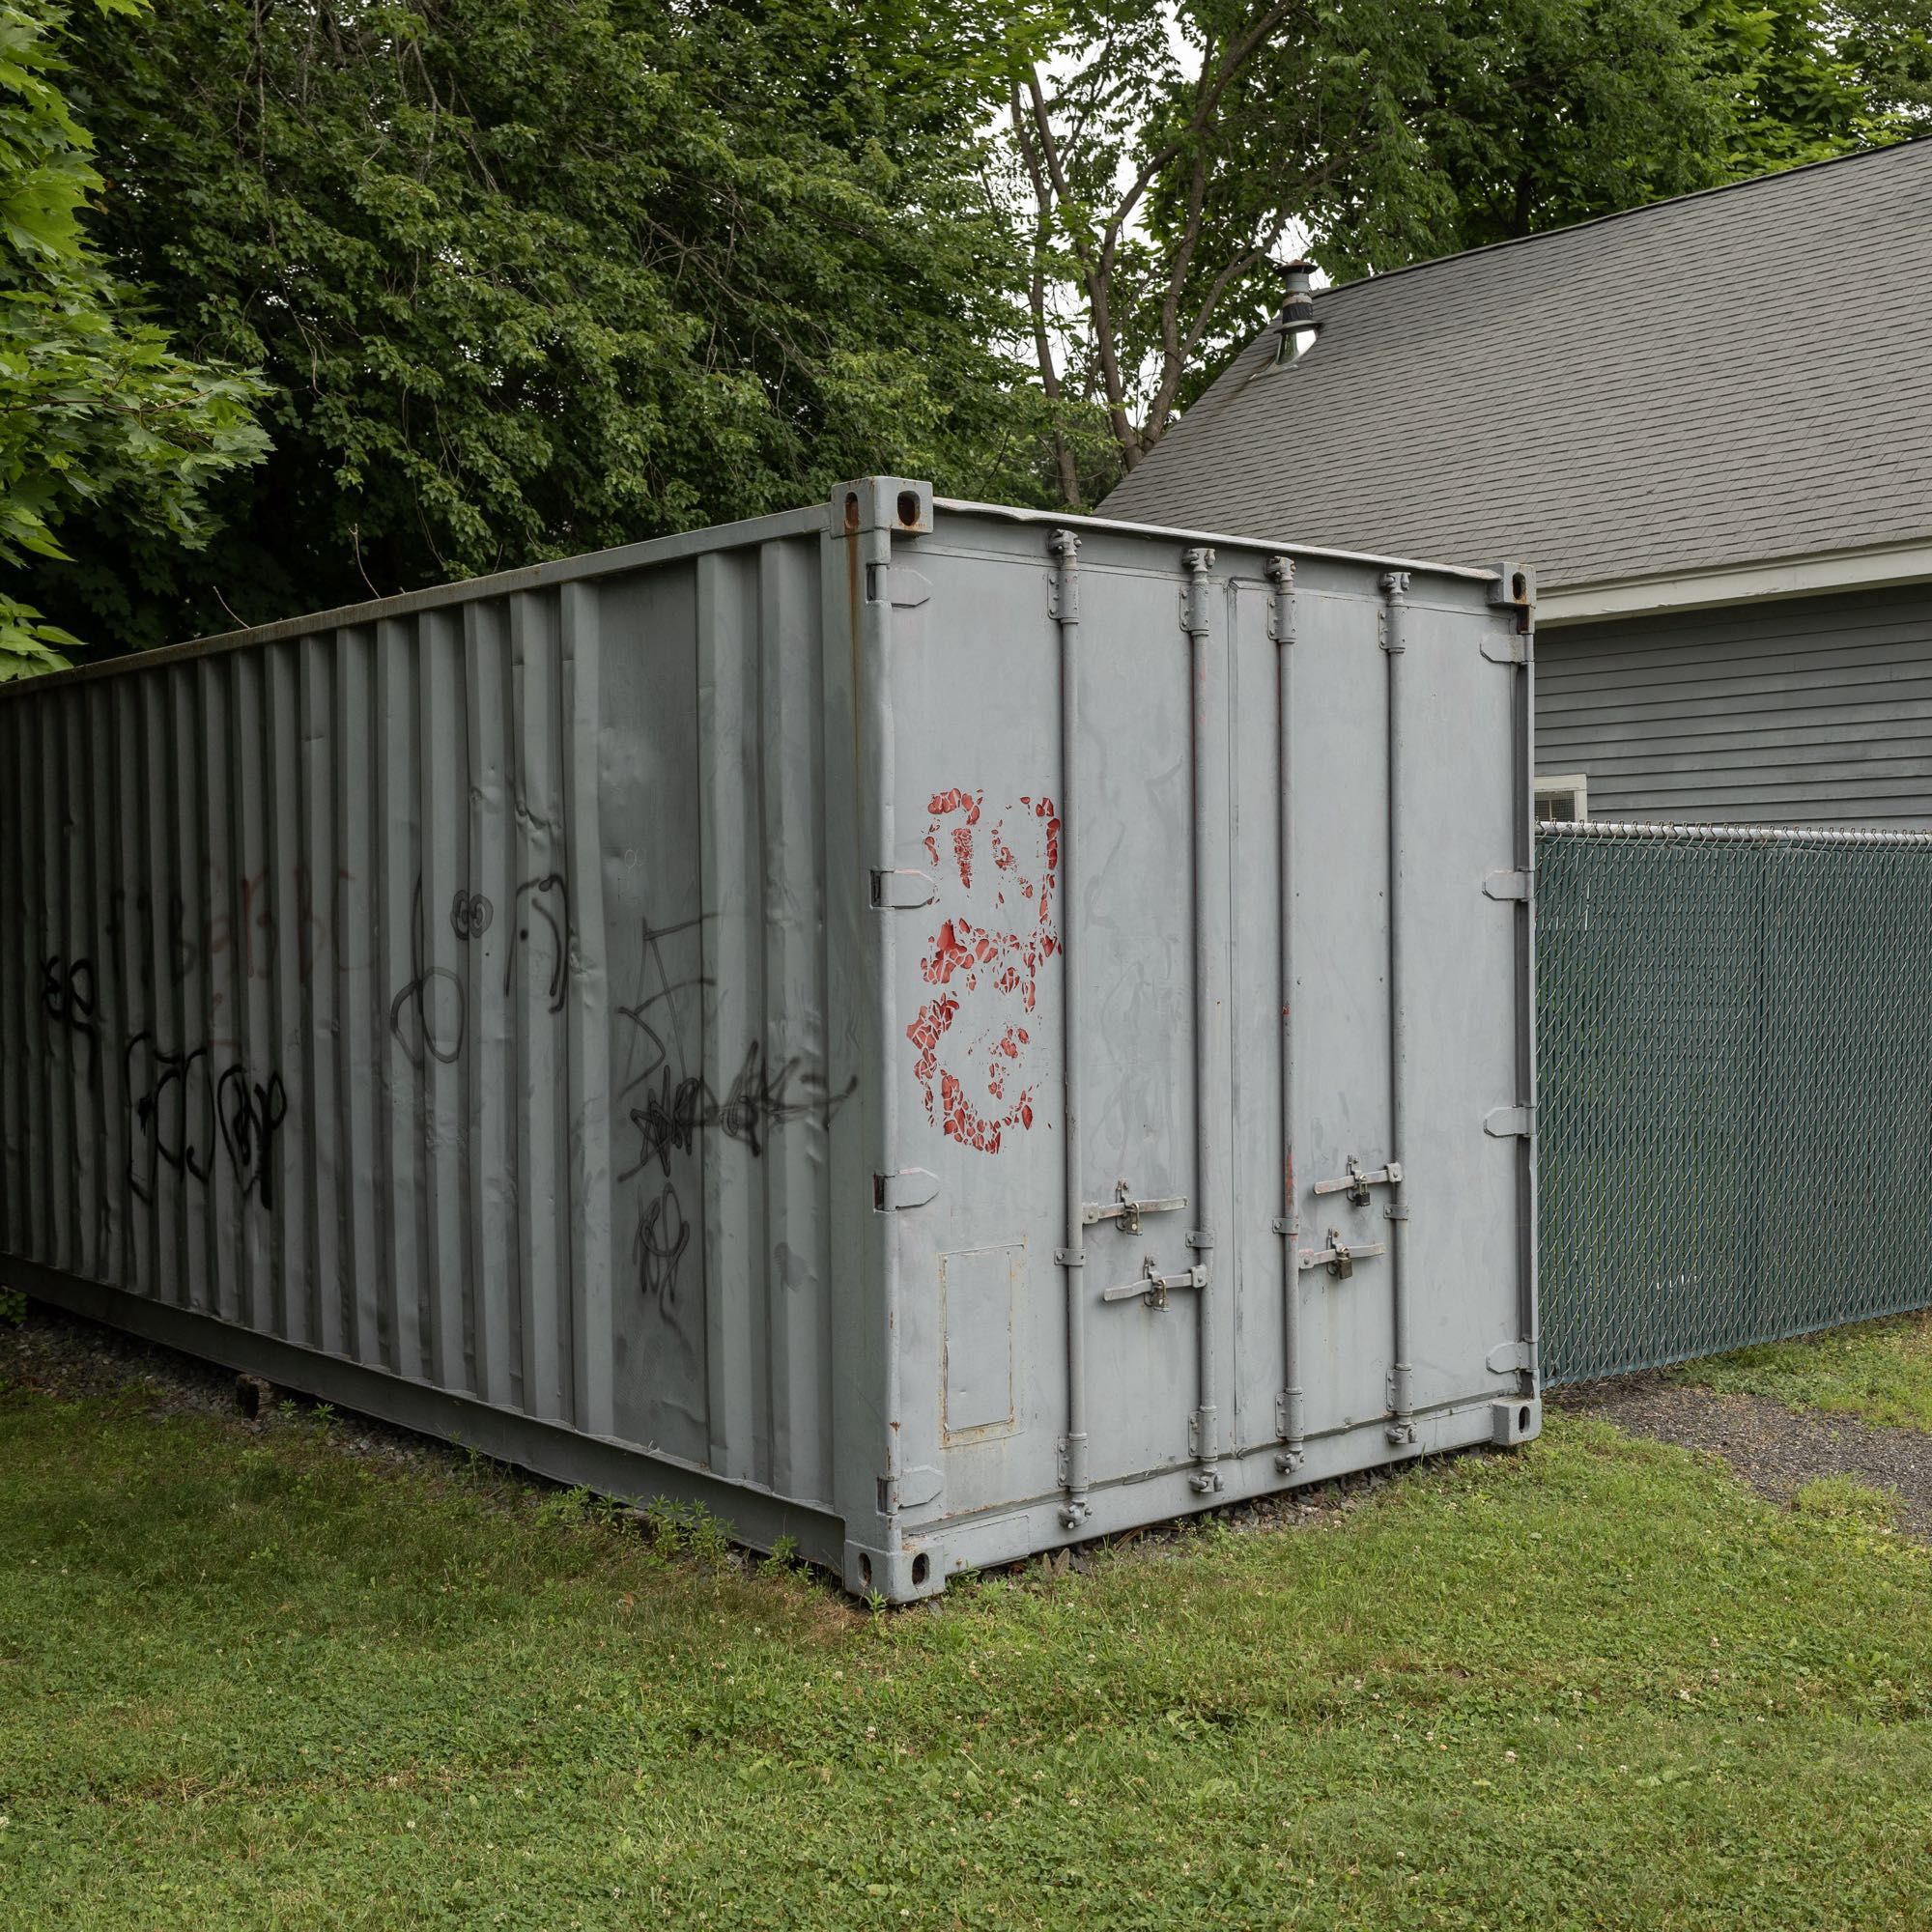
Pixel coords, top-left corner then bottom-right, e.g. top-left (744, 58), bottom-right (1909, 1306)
top-left (1102, 139), bottom-right (1932, 827)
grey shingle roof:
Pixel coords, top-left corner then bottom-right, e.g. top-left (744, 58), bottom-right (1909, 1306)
top-left (1100, 141), bottom-right (1932, 590)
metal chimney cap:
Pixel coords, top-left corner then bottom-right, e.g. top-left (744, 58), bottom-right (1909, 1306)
top-left (1275, 257), bottom-right (1321, 331)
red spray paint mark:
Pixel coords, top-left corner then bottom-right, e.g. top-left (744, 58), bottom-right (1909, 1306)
top-left (906, 788), bottom-right (1059, 1152)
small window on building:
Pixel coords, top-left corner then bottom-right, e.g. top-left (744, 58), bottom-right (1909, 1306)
top-left (1535, 774), bottom-right (1588, 823)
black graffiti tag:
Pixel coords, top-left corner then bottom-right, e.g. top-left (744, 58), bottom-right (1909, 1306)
top-left (389, 876), bottom-right (467, 1067)
top-left (216, 1065), bottom-right (289, 1210)
top-left (634, 1182), bottom-right (692, 1306)
top-left (124, 1032), bottom-right (286, 1210)
top-left (41, 955), bottom-right (99, 1041)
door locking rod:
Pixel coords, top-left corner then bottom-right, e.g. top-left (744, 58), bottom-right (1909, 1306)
top-left (1311, 1155), bottom-right (1403, 1206)
top-left (1082, 1179), bottom-right (1187, 1237)
top-left (1100, 1257), bottom-right (1207, 1310)
top-left (1297, 1230), bottom-right (1388, 1279)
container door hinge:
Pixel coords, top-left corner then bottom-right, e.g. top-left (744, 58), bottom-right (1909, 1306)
top-left (1487, 559), bottom-right (1537, 634)
top-left (874, 1168), bottom-right (939, 1211)
top-left (1298, 1230), bottom-right (1388, 1277)
top-left (871, 867), bottom-right (937, 910)
top-left (1187, 1410), bottom-right (1224, 1491)
top-left (1486, 1338), bottom-right (1536, 1376)
top-left (1081, 1179), bottom-right (1186, 1236)
top-left (1179, 548), bottom-right (1215, 636)
top-left (1484, 1105), bottom-right (1535, 1139)
top-left (1100, 1258), bottom-right (1206, 1310)
top-left (866, 563), bottom-right (931, 609)
top-left (1265, 555), bottom-right (1295, 643)
top-left (1312, 1155), bottom-right (1402, 1205)
top-left (1483, 868), bottom-right (1532, 902)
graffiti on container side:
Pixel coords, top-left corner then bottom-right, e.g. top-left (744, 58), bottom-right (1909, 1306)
top-left (41, 954), bottom-right (99, 1041)
top-left (617, 1041), bottom-right (858, 1185)
top-left (906, 788), bottom-right (1059, 1154)
top-left (388, 870), bottom-right (572, 1069)
top-left (634, 1181), bottom-right (692, 1306)
top-left (123, 1031), bottom-right (288, 1211)
top-left (612, 909), bottom-right (857, 1309)
top-left (103, 867), bottom-right (363, 989)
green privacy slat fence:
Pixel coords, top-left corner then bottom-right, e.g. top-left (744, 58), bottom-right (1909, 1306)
top-left (1537, 820), bottom-right (1932, 1386)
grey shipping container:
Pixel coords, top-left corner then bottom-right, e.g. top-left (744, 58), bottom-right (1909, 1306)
top-left (0, 479), bottom-right (1539, 1601)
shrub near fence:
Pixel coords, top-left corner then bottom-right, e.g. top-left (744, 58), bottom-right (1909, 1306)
top-left (1536, 821), bottom-right (1932, 1385)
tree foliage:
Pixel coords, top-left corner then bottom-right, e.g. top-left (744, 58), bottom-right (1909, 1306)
top-left (0, 0), bottom-right (267, 676)
top-left (14, 0), bottom-right (1928, 634)
top-left (1009, 0), bottom-right (1932, 505)
top-left (27, 0), bottom-right (1055, 651)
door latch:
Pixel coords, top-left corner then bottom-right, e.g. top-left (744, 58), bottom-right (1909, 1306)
top-left (1083, 1179), bottom-right (1186, 1238)
top-left (1100, 1256), bottom-right (1207, 1309)
top-left (1311, 1155), bottom-right (1402, 1207)
top-left (1298, 1229), bottom-right (1388, 1279)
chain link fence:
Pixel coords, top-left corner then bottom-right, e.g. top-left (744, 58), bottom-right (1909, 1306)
top-left (1537, 820), bottom-right (1932, 1384)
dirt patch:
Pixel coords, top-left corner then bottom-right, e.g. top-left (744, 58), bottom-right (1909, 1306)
top-left (1556, 1371), bottom-right (1932, 1539)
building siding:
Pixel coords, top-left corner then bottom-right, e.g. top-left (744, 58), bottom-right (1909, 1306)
top-left (1536, 583), bottom-right (1932, 827)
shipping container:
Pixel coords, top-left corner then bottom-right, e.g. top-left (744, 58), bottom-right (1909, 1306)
top-left (0, 479), bottom-right (1538, 1600)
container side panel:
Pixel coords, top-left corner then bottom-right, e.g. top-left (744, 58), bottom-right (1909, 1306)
top-left (760, 536), bottom-right (838, 1507)
top-left (264, 640), bottom-right (308, 1345)
top-left (508, 590), bottom-right (569, 1421)
top-left (199, 656), bottom-right (243, 1327)
top-left (67, 685), bottom-right (104, 1280)
top-left (1, 701), bottom-right (26, 1261)
top-left (43, 687), bottom-right (75, 1276)
top-left (4, 698), bottom-right (38, 1264)
top-left (416, 610), bottom-right (471, 1391)
top-left (335, 632), bottom-right (385, 1368)
top-left (463, 599), bottom-right (519, 1406)
top-left (697, 549), bottom-right (769, 1483)
top-left (818, 523), bottom-right (883, 1538)
top-left (226, 647), bottom-right (276, 1335)
top-left (595, 564), bottom-right (712, 1466)
top-left (561, 582), bottom-right (615, 1441)
top-left (375, 617), bottom-right (426, 1380)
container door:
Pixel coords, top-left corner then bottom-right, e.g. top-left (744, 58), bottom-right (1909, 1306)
top-left (882, 531), bottom-right (1217, 1519)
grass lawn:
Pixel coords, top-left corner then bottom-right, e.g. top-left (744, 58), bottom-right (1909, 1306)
top-left (5, 1372), bottom-right (1932, 1928)
top-left (1674, 1311), bottom-right (1932, 1432)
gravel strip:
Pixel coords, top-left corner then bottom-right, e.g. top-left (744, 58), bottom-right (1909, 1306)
top-left (2, 1301), bottom-right (463, 1481)
top-left (1556, 1371), bottom-right (1932, 1539)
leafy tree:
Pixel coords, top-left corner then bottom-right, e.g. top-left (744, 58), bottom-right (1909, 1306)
top-left (28, 0), bottom-right (1055, 652)
top-left (1718, 0), bottom-right (1932, 173)
top-left (0, 0), bottom-right (267, 676)
top-left (1009, 0), bottom-right (1932, 505)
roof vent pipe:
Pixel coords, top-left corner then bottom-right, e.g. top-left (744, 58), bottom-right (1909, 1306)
top-left (1271, 257), bottom-right (1321, 367)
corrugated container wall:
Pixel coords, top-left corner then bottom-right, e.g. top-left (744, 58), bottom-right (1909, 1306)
top-left (0, 480), bottom-right (1539, 1599)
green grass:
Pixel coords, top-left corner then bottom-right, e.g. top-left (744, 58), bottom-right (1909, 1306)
top-left (1674, 1311), bottom-right (1932, 1432)
top-left (5, 1387), bottom-right (1932, 1929)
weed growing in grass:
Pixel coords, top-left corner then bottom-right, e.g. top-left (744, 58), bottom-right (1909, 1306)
top-left (640, 1497), bottom-right (733, 1568)
top-left (0, 1289), bottom-right (24, 1327)
top-left (535, 1484), bottom-right (597, 1529)
top-left (1792, 1474), bottom-right (1903, 1537)
top-left (759, 1534), bottom-right (803, 1579)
